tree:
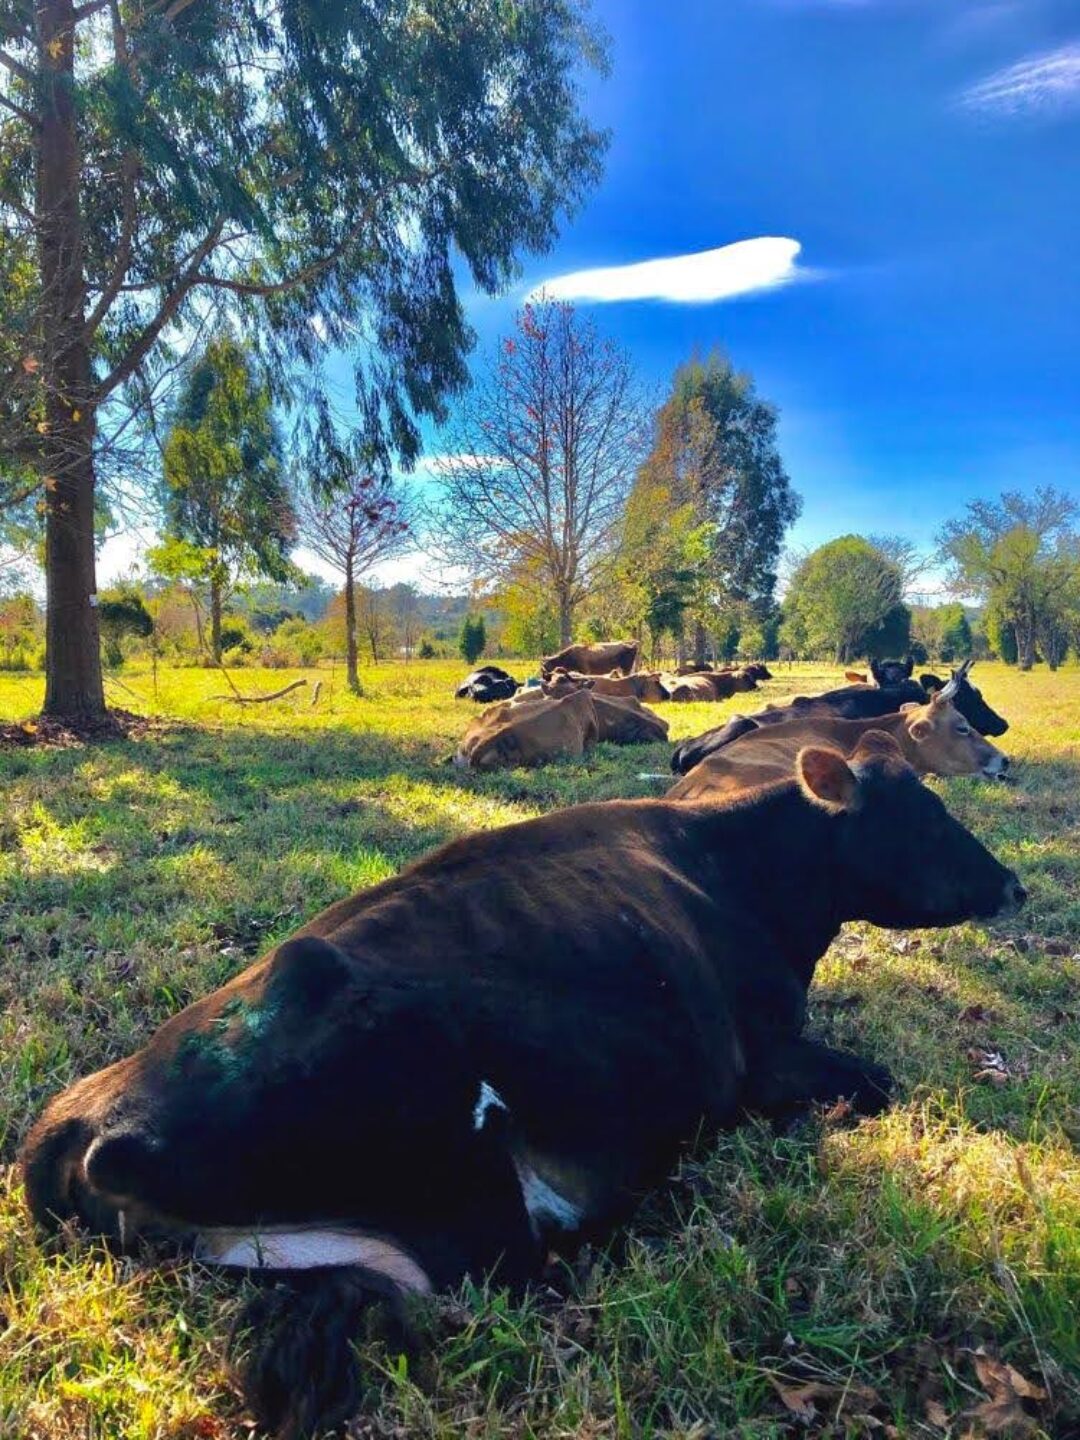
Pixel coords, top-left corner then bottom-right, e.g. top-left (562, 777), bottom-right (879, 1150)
top-left (0, 592), bottom-right (38, 668)
top-left (460, 614), bottom-right (487, 664)
top-left (938, 488), bottom-right (1080, 671)
top-left (627, 353), bottom-right (801, 665)
top-left (0, 2), bottom-right (607, 722)
top-left (784, 536), bottom-right (905, 663)
top-left (161, 335), bottom-right (293, 662)
top-left (295, 436), bottom-right (411, 693)
top-left (389, 584), bottom-right (421, 661)
top-left (432, 302), bottom-right (646, 645)
top-left (98, 585), bottom-right (153, 669)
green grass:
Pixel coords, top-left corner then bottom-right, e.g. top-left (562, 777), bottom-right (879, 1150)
top-left (0, 658), bottom-right (1077, 1439)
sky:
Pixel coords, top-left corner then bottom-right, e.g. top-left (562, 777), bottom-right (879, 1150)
top-left (100, 0), bottom-right (1080, 599)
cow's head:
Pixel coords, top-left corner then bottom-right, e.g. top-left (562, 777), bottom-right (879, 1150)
top-left (920, 661), bottom-right (1008, 737)
top-left (899, 675), bottom-right (1009, 778)
top-left (796, 731), bottom-right (1026, 929)
top-left (870, 655), bottom-right (914, 687)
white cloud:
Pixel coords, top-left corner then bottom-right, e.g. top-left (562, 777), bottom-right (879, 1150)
top-left (959, 41), bottom-right (1080, 119)
top-left (528, 237), bottom-right (807, 306)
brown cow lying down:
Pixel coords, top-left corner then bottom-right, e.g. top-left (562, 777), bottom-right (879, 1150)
top-left (667, 691), bottom-right (1008, 801)
top-left (454, 689), bottom-right (667, 769)
top-left (541, 640), bottom-right (639, 677)
top-left (23, 732), bottom-right (1026, 1440)
top-left (664, 670), bottom-right (756, 701)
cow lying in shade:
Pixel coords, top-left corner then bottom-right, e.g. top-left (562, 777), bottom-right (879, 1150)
top-left (667, 686), bottom-right (1008, 801)
top-left (454, 689), bottom-right (668, 769)
top-left (455, 666), bottom-right (519, 703)
top-left (23, 732), bottom-right (1026, 1440)
top-left (671, 662), bottom-right (1007, 774)
top-left (664, 668), bottom-right (758, 702)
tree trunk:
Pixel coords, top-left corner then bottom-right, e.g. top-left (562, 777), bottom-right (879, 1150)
top-left (693, 619), bottom-right (707, 668)
top-left (344, 559), bottom-right (360, 693)
top-left (38, 0), bottom-right (106, 722)
top-left (1015, 613), bottom-right (1036, 671)
top-left (210, 578), bottom-right (223, 663)
top-left (558, 588), bottom-right (573, 647)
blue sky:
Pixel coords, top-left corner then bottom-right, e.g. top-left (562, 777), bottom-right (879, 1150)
top-left (103, 0), bottom-right (1080, 593)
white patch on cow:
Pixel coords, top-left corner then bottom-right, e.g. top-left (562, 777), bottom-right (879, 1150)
top-left (513, 1159), bottom-right (583, 1234)
top-left (473, 1079), bottom-right (508, 1131)
top-left (194, 1227), bottom-right (433, 1292)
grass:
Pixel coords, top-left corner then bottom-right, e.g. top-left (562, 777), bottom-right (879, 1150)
top-left (0, 657), bottom-right (1077, 1439)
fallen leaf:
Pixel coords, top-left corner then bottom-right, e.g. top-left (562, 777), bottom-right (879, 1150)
top-left (966, 1349), bottom-right (1047, 1436)
top-left (771, 1377), bottom-right (840, 1421)
top-left (925, 1398), bottom-right (950, 1428)
top-left (823, 1096), bottom-right (854, 1123)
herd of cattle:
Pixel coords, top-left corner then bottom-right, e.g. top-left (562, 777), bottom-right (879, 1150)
top-left (452, 642), bottom-right (1009, 796)
top-left (21, 643), bottom-right (1024, 1439)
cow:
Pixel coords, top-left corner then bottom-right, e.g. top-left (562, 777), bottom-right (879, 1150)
top-left (590, 693), bottom-right (669, 744)
top-left (22, 731), bottom-right (1026, 1440)
top-left (744, 663), bottom-right (773, 681)
top-left (666, 673), bottom-right (731, 703)
top-left (920, 668), bottom-right (1008, 738)
top-left (667, 686), bottom-right (1009, 801)
top-left (671, 663), bottom-right (1007, 775)
top-left (540, 641), bottom-right (639, 678)
top-left (870, 656), bottom-right (914, 687)
top-left (454, 688), bottom-right (598, 770)
top-left (454, 666), bottom-right (519, 703)
top-left (586, 672), bottom-right (670, 703)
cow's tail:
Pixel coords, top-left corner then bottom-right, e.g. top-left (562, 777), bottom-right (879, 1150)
top-left (228, 1267), bottom-right (418, 1440)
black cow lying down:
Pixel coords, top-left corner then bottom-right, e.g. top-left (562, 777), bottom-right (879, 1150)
top-left (455, 665), bottom-right (519, 703)
top-left (671, 661), bottom-right (1008, 775)
top-left (22, 732), bottom-right (1025, 1439)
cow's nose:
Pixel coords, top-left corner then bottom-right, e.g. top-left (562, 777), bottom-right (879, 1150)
top-left (84, 1129), bottom-right (161, 1198)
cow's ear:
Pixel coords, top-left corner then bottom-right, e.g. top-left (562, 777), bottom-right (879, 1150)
top-left (899, 701), bottom-right (920, 713)
top-left (907, 717), bottom-right (932, 741)
top-left (920, 673), bottom-right (943, 693)
top-left (903, 656), bottom-right (914, 678)
top-left (845, 670), bottom-right (868, 684)
top-left (796, 746), bottom-right (859, 812)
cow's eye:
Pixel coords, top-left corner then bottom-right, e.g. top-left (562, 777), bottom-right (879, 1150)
top-left (954, 722), bottom-right (971, 735)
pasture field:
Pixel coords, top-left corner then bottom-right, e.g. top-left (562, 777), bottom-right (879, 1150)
top-left (0, 659), bottom-right (1078, 1439)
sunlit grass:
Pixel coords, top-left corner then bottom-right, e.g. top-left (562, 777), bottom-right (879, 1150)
top-left (0, 658), bottom-right (1077, 1437)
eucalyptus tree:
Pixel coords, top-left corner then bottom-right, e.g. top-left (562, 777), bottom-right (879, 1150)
top-left (0, 0), bottom-right (606, 719)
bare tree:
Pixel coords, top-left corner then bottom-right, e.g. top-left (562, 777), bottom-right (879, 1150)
top-left (357, 586), bottom-right (391, 665)
top-left (296, 449), bottom-right (411, 693)
top-left (429, 302), bottom-right (647, 645)
top-left (389, 583), bottom-right (421, 661)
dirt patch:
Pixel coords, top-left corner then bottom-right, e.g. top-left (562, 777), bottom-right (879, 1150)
top-left (0, 706), bottom-right (158, 747)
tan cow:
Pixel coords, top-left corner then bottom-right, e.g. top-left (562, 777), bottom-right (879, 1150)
top-left (665, 672), bottom-right (740, 702)
top-left (454, 689), bottom-right (598, 770)
top-left (590, 693), bottom-right (669, 744)
top-left (667, 688), bottom-right (1009, 800)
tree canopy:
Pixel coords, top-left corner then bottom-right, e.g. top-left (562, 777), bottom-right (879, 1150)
top-left (159, 334), bottom-right (293, 661)
top-left (782, 535), bottom-right (906, 663)
top-left (622, 353), bottom-right (800, 663)
top-left (0, 0), bottom-right (607, 718)
top-left (938, 488), bottom-right (1080, 670)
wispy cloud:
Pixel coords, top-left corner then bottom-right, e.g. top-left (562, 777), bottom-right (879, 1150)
top-left (528, 238), bottom-right (808, 306)
top-left (959, 41), bottom-right (1080, 119)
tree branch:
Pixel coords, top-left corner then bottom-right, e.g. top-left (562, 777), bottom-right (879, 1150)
top-left (0, 88), bottom-right (36, 126)
top-left (73, 0), bottom-right (111, 18)
top-left (95, 220), bottom-right (225, 400)
top-left (0, 47), bottom-right (34, 86)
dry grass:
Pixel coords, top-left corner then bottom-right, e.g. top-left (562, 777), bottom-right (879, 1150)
top-left (0, 658), bottom-right (1077, 1439)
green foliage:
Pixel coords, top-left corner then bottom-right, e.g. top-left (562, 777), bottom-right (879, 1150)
top-left (863, 602), bottom-right (912, 661)
top-left (784, 536), bottom-right (905, 662)
top-left (418, 637), bottom-right (437, 660)
top-left (459, 613), bottom-right (487, 665)
top-left (912, 603), bottom-right (973, 665)
top-left (0, 592), bottom-right (39, 670)
top-left (623, 352), bottom-right (800, 650)
top-left (939, 488), bottom-right (1080, 670)
top-left (161, 335), bottom-right (294, 629)
top-left (98, 586), bottom-right (153, 669)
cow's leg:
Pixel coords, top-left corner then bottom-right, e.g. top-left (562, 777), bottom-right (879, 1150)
top-left (228, 1126), bottom-right (540, 1440)
top-left (742, 1037), bottom-right (893, 1122)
